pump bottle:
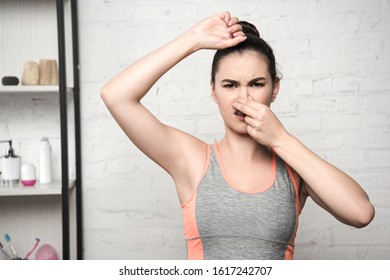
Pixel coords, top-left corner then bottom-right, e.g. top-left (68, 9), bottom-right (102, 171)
top-left (0, 140), bottom-right (21, 187)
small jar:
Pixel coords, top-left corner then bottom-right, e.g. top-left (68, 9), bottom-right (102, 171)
top-left (21, 163), bottom-right (36, 187)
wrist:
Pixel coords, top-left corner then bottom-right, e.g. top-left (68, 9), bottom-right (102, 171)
top-left (180, 29), bottom-right (202, 54)
top-left (271, 130), bottom-right (294, 152)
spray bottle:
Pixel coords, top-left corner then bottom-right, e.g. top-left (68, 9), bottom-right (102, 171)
top-left (39, 137), bottom-right (52, 184)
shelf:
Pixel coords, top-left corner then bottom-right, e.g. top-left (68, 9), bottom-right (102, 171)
top-left (0, 85), bottom-right (73, 94)
top-left (0, 179), bottom-right (75, 197)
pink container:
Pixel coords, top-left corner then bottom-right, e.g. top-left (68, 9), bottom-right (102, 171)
top-left (21, 163), bottom-right (36, 187)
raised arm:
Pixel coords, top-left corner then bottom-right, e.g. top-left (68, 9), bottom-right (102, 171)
top-left (100, 12), bottom-right (246, 199)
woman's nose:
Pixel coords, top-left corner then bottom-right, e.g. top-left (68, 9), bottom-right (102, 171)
top-left (239, 87), bottom-right (249, 98)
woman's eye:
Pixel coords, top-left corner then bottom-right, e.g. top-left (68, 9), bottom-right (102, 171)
top-left (251, 82), bottom-right (265, 87)
top-left (223, 84), bottom-right (236, 89)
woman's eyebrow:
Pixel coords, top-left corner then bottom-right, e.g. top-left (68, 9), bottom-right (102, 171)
top-left (221, 79), bottom-right (239, 84)
top-left (220, 77), bottom-right (267, 85)
top-left (248, 77), bottom-right (266, 83)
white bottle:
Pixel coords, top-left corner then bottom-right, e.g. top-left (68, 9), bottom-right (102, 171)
top-left (39, 137), bottom-right (52, 184)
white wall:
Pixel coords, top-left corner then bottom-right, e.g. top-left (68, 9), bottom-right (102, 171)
top-left (79, 0), bottom-right (390, 259)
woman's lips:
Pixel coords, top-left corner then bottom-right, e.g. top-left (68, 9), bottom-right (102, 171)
top-left (234, 110), bottom-right (246, 121)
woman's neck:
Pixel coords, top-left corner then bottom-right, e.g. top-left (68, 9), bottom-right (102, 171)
top-left (218, 131), bottom-right (271, 162)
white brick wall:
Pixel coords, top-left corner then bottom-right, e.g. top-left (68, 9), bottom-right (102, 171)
top-left (78, 0), bottom-right (390, 259)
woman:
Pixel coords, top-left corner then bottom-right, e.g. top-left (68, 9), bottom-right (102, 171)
top-left (101, 11), bottom-right (375, 260)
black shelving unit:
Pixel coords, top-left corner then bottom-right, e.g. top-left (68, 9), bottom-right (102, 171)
top-left (56, 0), bottom-right (82, 260)
top-left (0, 0), bottom-right (82, 261)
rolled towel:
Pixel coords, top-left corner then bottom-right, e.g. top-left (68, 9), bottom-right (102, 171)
top-left (21, 61), bottom-right (40, 85)
top-left (39, 59), bottom-right (59, 85)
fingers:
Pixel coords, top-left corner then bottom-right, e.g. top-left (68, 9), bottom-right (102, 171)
top-left (220, 32), bottom-right (247, 48)
top-left (225, 21), bottom-right (246, 45)
top-left (233, 97), bottom-right (285, 147)
top-left (246, 124), bottom-right (256, 138)
top-left (233, 98), bottom-right (266, 117)
top-left (219, 11), bottom-right (231, 23)
top-left (244, 115), bottom-right (259, 129)
top-left (225, 14), bottom-right (242, 35)
top-left (236, 97), bottom-right (266, 109)
top-left (233, 101), bottom-right (258, 119)
top-left (216, 11), bottom-right (247, 49)
top-left (228, 23), bottom-right (245, 40)
top-left (228, 16), bottom-right (239, 26)
top-left (219, 12), bottom-right (241, 30)
top-left (227, 23), bottom-right (242, 34)
top-left (244, 113), bottom-right (264, 143)
top-left (232, 31), bottom-right (246, 38)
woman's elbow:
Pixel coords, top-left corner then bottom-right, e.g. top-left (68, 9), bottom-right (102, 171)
top-left (352, 202), bottom-right (375, 228)
top-left (100, 84), bottom-right (121, 109)
top-left (100, 85), bottom-right (112, 106)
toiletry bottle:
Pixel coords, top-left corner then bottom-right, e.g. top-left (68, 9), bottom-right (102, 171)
top-left (39, 137), bottom-right (52, 184)
top-left (0, 140), bottom-right (21, 187)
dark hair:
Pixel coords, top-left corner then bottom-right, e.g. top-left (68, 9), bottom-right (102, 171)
top-left (211, 21), bottom-right (280, 85)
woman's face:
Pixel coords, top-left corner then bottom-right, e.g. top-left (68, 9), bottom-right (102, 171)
top-left (211, 51), bottom-right (280, 135)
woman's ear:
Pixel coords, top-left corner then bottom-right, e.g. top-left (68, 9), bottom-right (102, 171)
top-left (211, 80), bottom-right (218, 104)
top-left (271, 79), bottom-right (280, 103)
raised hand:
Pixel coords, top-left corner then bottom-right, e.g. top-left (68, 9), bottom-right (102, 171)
top-left (190, 11), bottom-right (247, 51)
top-left (233, 98), bottom-right (288, 148)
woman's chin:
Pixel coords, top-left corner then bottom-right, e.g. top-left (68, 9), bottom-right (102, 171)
top-left (226, 123), bottom-right (249, 135)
